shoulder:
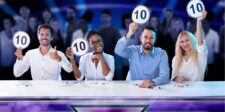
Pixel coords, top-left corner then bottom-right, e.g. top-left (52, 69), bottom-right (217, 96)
top-left (73, 29), bottom-right (82, 34)
top-left (103, 53), bottom-right (114, 59)
top-left (25, 48), bottom-right (38, 56)
top-left (154, 47), bottom-right (167, 55)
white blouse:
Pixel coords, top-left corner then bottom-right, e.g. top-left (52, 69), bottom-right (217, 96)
top-left (171, 42), bottom-right (208, 81)
top-left (76, 52), bottom-right (115, 81)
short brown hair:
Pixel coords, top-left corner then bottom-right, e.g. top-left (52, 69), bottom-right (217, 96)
top-left (37, 24), bottom-right (54, 36)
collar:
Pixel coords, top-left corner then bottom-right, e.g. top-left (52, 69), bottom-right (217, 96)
top-left (139, 45), bottom-right (155, 56)
top-left (38, 46), bottom-right (53, 56)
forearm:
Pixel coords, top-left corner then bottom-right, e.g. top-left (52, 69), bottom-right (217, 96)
top-left (59, 56), bottom-right (73, 73)
top-left (13, 59), bottom-right (28, 77)
top-left (196, 19), bottom-right (204, 45)
top-left (100, 58), bottom-right (110, 76)
top-left (69, 58), bottom-right (81, 78)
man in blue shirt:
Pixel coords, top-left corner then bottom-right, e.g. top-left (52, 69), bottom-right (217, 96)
top-left (115, 22), bottom-right (169, 88)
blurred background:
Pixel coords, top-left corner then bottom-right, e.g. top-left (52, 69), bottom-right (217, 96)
top-left (0, 0), bottom-right (224, 80)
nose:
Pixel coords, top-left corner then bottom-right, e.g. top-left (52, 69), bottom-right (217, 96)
top-left (146, 38), bottom-right (151, 42)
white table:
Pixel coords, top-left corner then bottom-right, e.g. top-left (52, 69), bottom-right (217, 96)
top-left (0, 81), bottom-right (224, 111)
top-left (0, 81), bottom-right (224, 97)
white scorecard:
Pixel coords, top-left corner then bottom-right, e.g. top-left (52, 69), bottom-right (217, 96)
top-left (187, 0), bottom-right (205, 18)
top-left (132, 5), bottom-right (151, 24)
top-left (71, 38), bottom-right (89, 56)
top-left (13, 31), bottom-right (31, 49)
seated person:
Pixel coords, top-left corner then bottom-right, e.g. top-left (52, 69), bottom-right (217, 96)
top-left (14, 24), bottom-right (72, 80)
top-left (66, 30), bottom-right (115, 80)
top-left (115, 22), bottom-right (170, 88)
top-left (171, 11), bottom-right (208, 83)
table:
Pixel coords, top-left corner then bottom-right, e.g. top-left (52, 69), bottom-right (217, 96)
top-left (0, 81), bottom-right (224, 112)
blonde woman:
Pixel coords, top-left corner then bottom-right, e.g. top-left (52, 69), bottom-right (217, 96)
top-left (171, 11), bottom-right (208, 83)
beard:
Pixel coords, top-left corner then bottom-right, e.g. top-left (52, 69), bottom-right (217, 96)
top-left (143, 43), bottom-right (152, 50)
top-left (39, 39), bottom-right (50, 46)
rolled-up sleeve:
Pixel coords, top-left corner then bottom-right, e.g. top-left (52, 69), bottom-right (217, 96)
top-left (13, 51), bottom-right (30, 77)
top-left (58, 51), bottom-right (73, 73)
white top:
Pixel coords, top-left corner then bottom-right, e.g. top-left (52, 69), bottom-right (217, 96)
top-left (205, 28), bottom-right (219, 64)
top-left (13, 47), bottom-right (73, 80)
top-left (171, 42), bottom-right (208, 81)
top-left (76, 52), bottom-right (115, 81)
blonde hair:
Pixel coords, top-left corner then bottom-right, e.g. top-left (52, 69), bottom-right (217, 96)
top-left (175, 31), bottom-right (199, 72)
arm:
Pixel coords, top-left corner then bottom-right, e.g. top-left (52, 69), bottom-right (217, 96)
top-left (171, 57), bottom-right (189, 83)
top-left (139, 51), bottom-right (170, 88)
top-left (57, 51), bottom-right (73, 73)
top-left (171, 57), bottom-right (177, 81)
top-left (99, 54), bottom-right (110, 76)
top-left (91, 53), bottom-right (115, 80)
top-left (152, 51), bottom-right (170, 86)
top-left (50, 46), bottom-right (73, 73)
top-left (196, 11), bottom-right (207, 46)
top-left (65, 47), bottom-right (81, 79)
top-left (13, 48), bottom-right (30, 77)
top-left (102, 55), bottom-right (115, 80)
top-left (114, 22), bottom-right (138, 58)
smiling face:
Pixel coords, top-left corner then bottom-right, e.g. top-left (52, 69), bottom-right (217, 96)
top-left (38, 28), bottom-right (52, 47)
top-left (179, 34), bottom-right (192, 52)
top-left (140, 29), bottom-right (155, 50)
top-left (89, 34), bottom-right (103, 53)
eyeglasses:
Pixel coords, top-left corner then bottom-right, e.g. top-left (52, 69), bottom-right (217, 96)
top-left (90, 39), bottom-right (101, 46)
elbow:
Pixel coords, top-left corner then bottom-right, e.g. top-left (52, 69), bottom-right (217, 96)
top-left (13, 69), bottom-right (22, 78)
top-left (104, 71), bottom-right (114, 81)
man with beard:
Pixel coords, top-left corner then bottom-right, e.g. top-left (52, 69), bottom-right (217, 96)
top-left (14, 24), bottom-right (73, 80)
top-left (115, 22), bottom-right (169, 88)
top-left (66, 30), bottom-right (115, 80)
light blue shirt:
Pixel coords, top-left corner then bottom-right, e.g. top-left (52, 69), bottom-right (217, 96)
top-left (115, 37), bottom-right (170, 85)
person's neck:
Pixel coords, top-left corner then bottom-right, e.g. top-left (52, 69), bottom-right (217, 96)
top-left (40, 45), bottom-right (51, 55)
top-left (142, 47), bottom-right (152, 56)
top-left (184, 50), bottom-right (191, 58)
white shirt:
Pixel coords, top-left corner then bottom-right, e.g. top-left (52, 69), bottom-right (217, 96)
top-left (13, 47), bottom-right (73, 80)
top-left (76, 52), bottom-right (115, 81)
top-left (205, 29), bottom-right (219, 64)
top-left (171, 42), bottom-right (208, 81)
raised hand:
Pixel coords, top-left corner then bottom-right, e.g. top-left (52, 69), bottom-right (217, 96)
top-left (15, 48), bottom-right (23, 60)
top-left (91, 52), bottom-right (103, 62)
top-left (126, 22), bottom-right (138, 39)
top-left (198, 10), bottom-right (207, 22)
top-left (50, 46), bottom-right (61, 62)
